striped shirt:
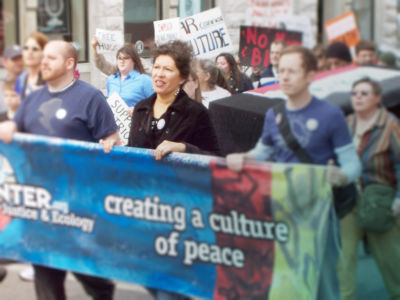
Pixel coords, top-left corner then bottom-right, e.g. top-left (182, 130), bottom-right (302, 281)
top-left (347, 108), bottom-right (400, 196)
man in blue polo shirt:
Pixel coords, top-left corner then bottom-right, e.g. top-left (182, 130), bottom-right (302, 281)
top-left (227, 45), bottom-right (361, 300)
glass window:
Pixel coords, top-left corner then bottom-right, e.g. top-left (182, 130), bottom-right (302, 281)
top-left (352, 0), bottom-right (374, 40)
top-left (37, 0), bottom-right (88, 62)
top-left (0, 0), bottom-right (19, 55)
top-left (179, 0), bottom-right (214, 17)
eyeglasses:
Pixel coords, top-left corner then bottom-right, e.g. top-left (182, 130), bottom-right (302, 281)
top-left (351, 90), bottom-right (371, 97)
top-left (117, 56), bottom-right (131, 61)
top-left (23, 46), bottom-right (41, 52)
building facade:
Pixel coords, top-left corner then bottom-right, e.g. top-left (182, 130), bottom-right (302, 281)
top-left (0, 0), bottom-right (399, 90)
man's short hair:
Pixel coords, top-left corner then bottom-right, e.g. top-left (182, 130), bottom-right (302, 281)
top-left (271, 39), bottom-right (286, 48)
top-left (64, 42), bottom-right (78, 68)
top-left (355, 40), bottom-right (376, 54)
top-left (352, 77), bottom-right (382, 96)
top-left (280, 45), bottom-right (317, 73)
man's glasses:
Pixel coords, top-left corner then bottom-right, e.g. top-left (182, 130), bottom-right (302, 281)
top-left (351, 90), bottom-right (371, 97)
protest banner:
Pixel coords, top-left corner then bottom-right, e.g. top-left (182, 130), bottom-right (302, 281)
top-left (107, 93), bottom-right (131, 145)
top-left (0, 134), bottom-right (333, 299)
top-left (95, 28), bottom-right (124, 64)
top-left (153, 7), bottom-right (233, 59)
top-left (239, 25), bottom-right (302, 67)
top-left (324, 11), bottom-right (360, 47)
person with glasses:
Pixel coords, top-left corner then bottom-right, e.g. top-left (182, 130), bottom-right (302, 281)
top-left (106, 44), bottom-right (153, 107)
top-left (338, 77), bottom-right (400, 300)
top-left (15, 31), bottom-right (48, 99)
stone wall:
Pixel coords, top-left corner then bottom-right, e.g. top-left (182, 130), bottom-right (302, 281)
top-left (88, 0), bottom-right (124, 90)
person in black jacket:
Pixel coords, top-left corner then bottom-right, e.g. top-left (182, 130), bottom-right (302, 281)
top-left (127, 40), bottom-right (220, 300)
top-left (128, 39), bottom-right (220, 160)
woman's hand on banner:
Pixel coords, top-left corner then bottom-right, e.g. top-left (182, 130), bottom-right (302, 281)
top-left (154, 140), bottom-right (186, 160)
top-left (100, 131), bottom-right (123, 153)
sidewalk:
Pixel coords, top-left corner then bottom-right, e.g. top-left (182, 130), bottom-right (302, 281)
top-left (0, 263), bottom-right (153, 300)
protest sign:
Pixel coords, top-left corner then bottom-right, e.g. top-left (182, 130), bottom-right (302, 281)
top-left (324, 11), bottom-right (360, 47)
top-left (107, 93), bottom-right (131, 145)
top-left (0, 134), bottom-right (333, 299)
top-left (239, 25), bottom-right (302, 67)
top-left (154, 18), bottom-right (181, 46)
top-left (153, 7), bottom-right (233, 59)
top-left (95, 28), bottom-right (124, 64)
top-left (245, 0), bottom-right (293, 27)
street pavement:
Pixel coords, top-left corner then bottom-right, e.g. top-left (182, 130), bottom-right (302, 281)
top-left (0, 249), bottom-right (390, 300)
top-left (0, 263), bottom-right (153, 300)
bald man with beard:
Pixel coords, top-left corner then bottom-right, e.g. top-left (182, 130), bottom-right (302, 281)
top-left (0, 40), bottom-right (120, 300)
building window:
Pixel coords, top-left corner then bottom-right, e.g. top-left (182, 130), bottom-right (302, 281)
top-left (178, 0), bottom-right (214, 17)
top-left (352, 0), bottom-right (374, 40)
top-left (0, 0), bottom-right (19, 55)
top-left (37, 0), bottom-right (88, 62)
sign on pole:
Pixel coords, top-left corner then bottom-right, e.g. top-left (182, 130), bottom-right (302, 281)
top-left (324, 11), bottom-right (360, 47)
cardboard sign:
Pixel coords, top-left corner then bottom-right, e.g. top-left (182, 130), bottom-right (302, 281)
top-left (95, 28), bottom-right (124, 64)
top-left (154, 7), bottom-right (233, 59)
top-left (324, 11), bottom-right (360, 47)
top-left (107, 93), bottom-right (131, 145)
top-left (154, 18), bottom-right (181, 46)
top-left (239, 26), bottom-right (302, 67)
top-left (245, 0), bottom-right (293, 27)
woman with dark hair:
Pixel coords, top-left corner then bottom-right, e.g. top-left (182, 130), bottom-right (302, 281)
top-left (15, 31), bottom-right (48, 98)
top-left (182, 68), bottom-right (202, 103)
top-left (128, 39), bottom-right (219, 299)
top-left (106, 44), bottom-right (153, 107)
top-left (128, 40), bottom-right (219, 160)
top-left (194, 59), bottom-right (231, 108)
top-left (215, 52), bottom-right (253, 94)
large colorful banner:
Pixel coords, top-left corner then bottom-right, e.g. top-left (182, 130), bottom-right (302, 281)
top-left (0, 134), bottom-right (333, 299)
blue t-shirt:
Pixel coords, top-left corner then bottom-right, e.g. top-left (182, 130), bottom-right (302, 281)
top-left (259, 97), bottom-right (352, 164)
top-left (106, 69), bottom-right (153, 107)
top-left (14, 80), bottom-right (118, 142)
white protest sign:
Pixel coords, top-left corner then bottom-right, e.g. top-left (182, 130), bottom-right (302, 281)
top-left (154, 18), bottom-right (181, 46)
top-left (95, 28), bottom-right (124, 64)
top-left (272, 15), bottom-right (315, 49)
top-left (245, 0), bottom-right (293, 27)
top-left (154, 7), bottom-right (233, 59)
top-left (107, 93), bottom-right (131, 145)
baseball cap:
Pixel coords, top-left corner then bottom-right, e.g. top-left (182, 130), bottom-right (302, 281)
top-left (3, 45), bottom-right (23, 59)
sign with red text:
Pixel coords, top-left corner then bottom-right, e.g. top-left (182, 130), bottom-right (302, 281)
top-left (239, 26), bottom-right (302, 67)
top-left (154, 7), bottom-right (233, 59)
top-left (324, 11), bottom-right (360, 47)
top-left (245, 0), bottom-right (293, 27)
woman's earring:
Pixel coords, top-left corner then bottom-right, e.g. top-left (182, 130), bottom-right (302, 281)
top-left (174, 88), bottom-right (180, 96)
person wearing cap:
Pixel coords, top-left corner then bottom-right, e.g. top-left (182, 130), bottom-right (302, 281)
top-left (326, 42), bottom-right (353, 70)
top-left (1, 45), bottom-right (24, 87)
top-left (377, 51), bottom-right (397, 68)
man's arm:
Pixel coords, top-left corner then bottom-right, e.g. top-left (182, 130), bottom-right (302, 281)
top-left (99, 130), bottom-right (122, 153)
top-left (227, 138), bottom-right (274, 172)
top-left (0, 120), bottom-right (17, 143)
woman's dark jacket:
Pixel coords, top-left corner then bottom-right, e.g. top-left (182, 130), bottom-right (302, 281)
top-left (128, 90), bottom-right (220, 156)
